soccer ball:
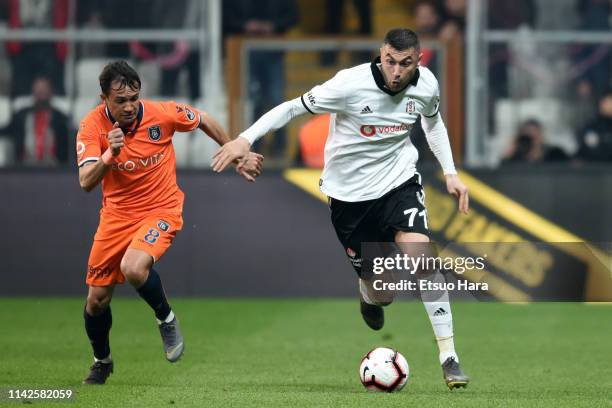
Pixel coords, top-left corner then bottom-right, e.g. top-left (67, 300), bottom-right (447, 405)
top-left (359, 347), bottom-right (409, 392)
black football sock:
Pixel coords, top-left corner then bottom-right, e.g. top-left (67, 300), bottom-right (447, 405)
top-left (136, 268), bottom-right (171, 322)
top-left (84, 306), bottom-right (112, 361)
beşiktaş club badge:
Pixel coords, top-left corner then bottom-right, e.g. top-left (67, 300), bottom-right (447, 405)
top-left (148, 125), bottom-right (162, 141)
top-left (406, 99), bottom-right (415, 113)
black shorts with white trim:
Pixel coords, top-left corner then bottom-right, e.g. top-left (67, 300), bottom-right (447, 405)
top-left (329, 173), bottom-right (429, 276)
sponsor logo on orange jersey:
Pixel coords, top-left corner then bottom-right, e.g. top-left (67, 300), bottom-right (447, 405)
top-left (111, 152), bottom-right (164, 172)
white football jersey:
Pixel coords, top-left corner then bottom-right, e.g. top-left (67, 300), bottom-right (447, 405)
top-left (301, 59), bottom-right (440, 202)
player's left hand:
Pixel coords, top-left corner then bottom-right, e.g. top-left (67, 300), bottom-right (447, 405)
top-left (236, 152), bottom-right (264, 182)
top-left (212, 137), bottom-right (251, 172)
top-left (445, 174), bottom-right (469, 214)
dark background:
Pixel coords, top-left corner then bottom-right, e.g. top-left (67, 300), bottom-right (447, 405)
top-left (1, 164), bottom-right (611, 297)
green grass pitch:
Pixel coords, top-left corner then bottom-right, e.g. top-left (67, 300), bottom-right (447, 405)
top-left (1, 299), bottom-right (611, 407)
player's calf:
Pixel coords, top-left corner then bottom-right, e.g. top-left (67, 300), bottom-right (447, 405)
top-left (359, 278), bottom-right (389, 330)
top-left (132, 267), bottom-right (183, 362)
top-left (83, 285), bottom-right (114, 384)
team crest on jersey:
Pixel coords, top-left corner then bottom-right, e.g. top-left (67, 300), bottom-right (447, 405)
top-left (185, 107), bottom-right (196, 121)
top-left (157, 220), bottom-right (170, 232)
top-left (148, 125), bottom-right (162, 141)
top-left (406, 99), bottom-right (416, 113)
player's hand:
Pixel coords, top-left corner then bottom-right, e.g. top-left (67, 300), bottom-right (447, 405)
top-left (212, 137), bottom-right (251, 172)
top-left (108, 122), bottom-right (125, 156)
top-left (445, 174), bottom-right (469, 214)
top-left (236, 152), bottom-right (264, 182)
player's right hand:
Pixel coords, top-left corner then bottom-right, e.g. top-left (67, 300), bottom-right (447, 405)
top-left (236, 152), bottom-right (264, 182)
top-left (211, 137), bottom-right (251, 172)
top-left (108, 122), bottom-right (125, 156)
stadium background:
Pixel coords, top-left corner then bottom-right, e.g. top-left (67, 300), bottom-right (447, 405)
top-left (0, 1), bottom-right (611, 407)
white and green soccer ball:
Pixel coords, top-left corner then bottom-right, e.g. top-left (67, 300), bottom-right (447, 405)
top-left (359, 347), bottom-right (409, 392)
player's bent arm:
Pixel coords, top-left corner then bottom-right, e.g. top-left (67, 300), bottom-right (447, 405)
top-left (198, 112), bottom-right (231, 146)
top-left (78, 160), bottom-right (109, 192)
top-left (239, 97), bottom-right (309, 145)
top-left (422, 112), bottom-right (469, 213)
top-left (421, 112), bottom-right (456, 175)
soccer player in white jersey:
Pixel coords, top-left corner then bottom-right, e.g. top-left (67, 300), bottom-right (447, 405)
top-left (212, 28), bottom-right (470, 389)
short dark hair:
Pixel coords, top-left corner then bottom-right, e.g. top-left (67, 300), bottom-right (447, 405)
top-left (99, 60), bottom-right (141, 96)
top-left (521, 118), bottom-right (543, 129)
top-left (383, 28), bottom-right (420, 52)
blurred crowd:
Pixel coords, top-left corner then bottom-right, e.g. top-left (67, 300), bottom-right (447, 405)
top-left (0, 0), bottom-right (610, 167)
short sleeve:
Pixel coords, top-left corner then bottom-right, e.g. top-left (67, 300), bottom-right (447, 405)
top-left (300, 72), bottom-right (346, 114)
top-left (165, 101), bottom-right (201, 132)
top-left (76, 121), bottom-right (102, 167)
top-left (422, 80), bottom-right (440, 118)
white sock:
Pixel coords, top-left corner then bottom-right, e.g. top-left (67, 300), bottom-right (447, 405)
top-left (422, 300), bottom-right (453, 337)
top-left (420, 269), bottom-right (458, 364)
top-left (94, 354), bottom-right (112, 364)
top-left (437, 336), bottom-right (459, 365)
top-left (359, 278), bottom-right (375, 305)
top-left (156, 310), bottom-right (175, 325)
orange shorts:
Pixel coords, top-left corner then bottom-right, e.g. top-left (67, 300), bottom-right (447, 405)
top-left (86, 210), bottom-right (183, 286)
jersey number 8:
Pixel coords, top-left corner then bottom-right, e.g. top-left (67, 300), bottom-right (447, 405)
top-left (144, 228), bottom-right (160, 244)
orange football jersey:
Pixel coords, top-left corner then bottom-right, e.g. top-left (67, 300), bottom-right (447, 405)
top-left (76, 100), bottom-right (201, 216)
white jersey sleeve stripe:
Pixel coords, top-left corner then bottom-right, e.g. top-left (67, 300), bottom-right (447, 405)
top-left (78, 157), bottom-right (100, 167)
top-left (300, 95), bottom-right (315, 114)
top-left (422, 107), bottom-right (439, 118)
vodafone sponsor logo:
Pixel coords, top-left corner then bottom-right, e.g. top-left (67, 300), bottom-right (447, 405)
top-left (360, 125), bottom-right (376, 137)
top-left (359, 123), bottom-right (412, 137)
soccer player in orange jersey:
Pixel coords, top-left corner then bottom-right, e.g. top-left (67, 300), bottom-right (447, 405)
top-left (77, 61), bottom-right (263, 384)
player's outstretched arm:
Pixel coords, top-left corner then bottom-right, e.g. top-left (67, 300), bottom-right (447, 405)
top-left (198, 111), bottom-right (263, 182)
top-left (78, 122), bottom-right (124, 192)
top-left (211, 97), bottom-right (308, 172)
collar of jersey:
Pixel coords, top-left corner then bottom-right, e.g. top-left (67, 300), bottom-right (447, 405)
top-left (104, 101), bottom-right (144, 135)
top-left (370, 57), bottom-right (420, 96)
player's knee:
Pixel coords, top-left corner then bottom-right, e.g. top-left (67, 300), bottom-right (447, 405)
top-left (395, 231), bottom-right (429, 243)
top-left (86, 293), bottom-right (111, 315)
top-left (120, 258), bottom-right (148, 286)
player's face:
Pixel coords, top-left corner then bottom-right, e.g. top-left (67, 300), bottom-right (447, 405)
top-left (102, 80), bottom-right (141, 127)
top-left (379, 45), bottom-right (421, 91)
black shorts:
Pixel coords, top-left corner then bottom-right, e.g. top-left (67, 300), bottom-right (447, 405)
top-left (329, 173), bottom-right (429, 276)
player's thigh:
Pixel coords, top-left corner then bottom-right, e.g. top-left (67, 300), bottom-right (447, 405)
top-left (380, 178), bottom-right (439, 274)
top-left (120, 248), bottom-right (154, 277)
top-left (87, 214), bottom-right (142, 286)
top-left (128, 213), bottom-right (183, 264)
top-left (329, 197), bottom-right (379, 277)
top-left (380, 176), bottom-right (430, 241)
